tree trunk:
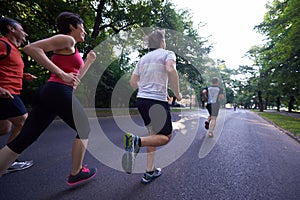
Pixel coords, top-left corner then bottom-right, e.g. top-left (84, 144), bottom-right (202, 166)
top-left (276, 97), bottom-right (280, 112)
top-left (91, 0), bottom-right (106, 39)
top-left (288, 95), bottom-right (295, 112)
top-left (258, 90), bottom-right (263, 112)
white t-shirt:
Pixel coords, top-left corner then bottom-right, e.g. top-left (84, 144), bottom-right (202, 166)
top-left (132, 48), bottom-right (176, 102)
top-left (207, 86), bottom-right (223, 104)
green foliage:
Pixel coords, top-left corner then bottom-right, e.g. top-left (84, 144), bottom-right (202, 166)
top-left (237, 0), bottom-right (300, 111)
top-left (1, 0), bottom-right (212, 108)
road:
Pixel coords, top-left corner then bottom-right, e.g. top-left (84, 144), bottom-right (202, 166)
top-left (0, 109), bottom-right (299, 200)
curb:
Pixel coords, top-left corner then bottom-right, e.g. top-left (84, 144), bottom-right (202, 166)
top-left (255, 113), bottom-right (300, 144)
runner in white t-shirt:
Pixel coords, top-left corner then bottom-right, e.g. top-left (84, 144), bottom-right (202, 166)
top-left (122, 29), bottom-right (182, 184)
top-left (202, 77), bottom-right (224, 137)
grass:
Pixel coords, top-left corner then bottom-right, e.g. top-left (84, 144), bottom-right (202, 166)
top-left (255, 111), bottom-right (300, 137)
top-left (92, 107), bottom-right (197, 117)
top-left (94, 108), bottom-right (139, 117)
top-left (93, 108), bottom-right (300, 139)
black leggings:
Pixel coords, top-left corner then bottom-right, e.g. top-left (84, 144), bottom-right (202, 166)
top-left (7, 82), bottom-right (90, 154)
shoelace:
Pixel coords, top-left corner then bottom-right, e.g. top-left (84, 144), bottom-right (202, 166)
top-left (67, 164), bottom-right (90, 178)
top-left (81, 165), bottom-right (90, 173)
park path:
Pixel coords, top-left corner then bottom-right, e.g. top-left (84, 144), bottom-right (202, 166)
top-left (0, 109), bottom-right (299, 200)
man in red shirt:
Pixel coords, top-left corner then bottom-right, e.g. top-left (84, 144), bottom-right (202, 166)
top-left (0, 17), bottom-right (36, 174)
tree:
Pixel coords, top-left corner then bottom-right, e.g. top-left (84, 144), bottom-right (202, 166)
top-left (0, 0), bottom-right (211, 108)
top-left (252, 0), bottom-right (300, 112)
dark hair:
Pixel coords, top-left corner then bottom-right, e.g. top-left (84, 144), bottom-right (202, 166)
top-left (0, 17), bottom-right (20, 35)
top-left (56, 12), bottom-right (84, 34)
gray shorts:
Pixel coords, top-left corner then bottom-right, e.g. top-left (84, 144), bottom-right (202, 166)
top-left (206, 103), bottom-right (220, 117)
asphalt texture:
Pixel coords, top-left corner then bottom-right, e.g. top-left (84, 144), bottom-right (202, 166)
top-left (0, 109), bottom-right (300, 200)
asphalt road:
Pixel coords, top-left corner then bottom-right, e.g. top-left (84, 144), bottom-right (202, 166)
top-left (0, 109), bottom-right (299, 200)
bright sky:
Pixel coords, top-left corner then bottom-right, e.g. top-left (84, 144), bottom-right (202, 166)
top-left (172, 0), bottom-right (269, 69)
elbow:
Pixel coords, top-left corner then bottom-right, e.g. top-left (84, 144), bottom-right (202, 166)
top-left (22, 45), bottom-right (34, 56)
top-left (22, 45), bottom-right (29, 54)
top-left (23, 44), bottom-right (40, 56)
top-left (130, 81), bottom-right (135, 88)
top-left (130, 75), bottom-right (139, 89)
top-left (130, 80), bottom-right (138, 89)
top-left (165, 60), bottom-right (176, 73)
top-left (166, 66), bottom-right (176, 74)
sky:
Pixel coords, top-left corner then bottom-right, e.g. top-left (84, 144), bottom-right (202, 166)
top-left (172, 0), bottom-right (269, 69)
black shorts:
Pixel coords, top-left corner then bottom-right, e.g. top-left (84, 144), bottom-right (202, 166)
top-left (206, 103), bottom-right (220, 117)
top-left (136, 98), bottom-right (172, 136)
top-left (0, 94), bottom-right (27, 120)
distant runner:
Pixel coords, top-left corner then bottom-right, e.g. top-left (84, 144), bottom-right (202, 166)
top-left (202, 77), bottom-right (224, 137)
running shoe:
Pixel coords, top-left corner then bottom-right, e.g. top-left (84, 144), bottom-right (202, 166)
top-left (141, 168), bottom-right (162, 184)
top-left (5, 160), bottom-right (34, 174)
top-left (67, 165), bottom-right (97, 186)
top-left (204, 121), bottom-right (209, 130)
top-left (122, 132), bottom-right (140, 174)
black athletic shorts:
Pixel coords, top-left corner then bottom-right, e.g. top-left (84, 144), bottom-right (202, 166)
top-left (206, 103), bottom-right (220, 117)
top-left (136, 98), bottom-right (172, 136)
top-left (0, 94), bottom-right (27, 120)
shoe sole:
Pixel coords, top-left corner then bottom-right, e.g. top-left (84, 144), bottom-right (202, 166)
top-left (122, 152), bottom-right (134, 174)
top-left (141, 173), bottom-right (162, 184)
top-left (122, 133), bottom-right (134, 174)
top-left (5, 161), bottom-right (34, 174)
top-left (67, 168), bottom-right (97, 186)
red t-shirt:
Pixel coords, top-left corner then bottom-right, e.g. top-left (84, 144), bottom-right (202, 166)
top-left (48, 48), bottom-right (83, 87)
top-left (0, 36), bottom-right (24, 95)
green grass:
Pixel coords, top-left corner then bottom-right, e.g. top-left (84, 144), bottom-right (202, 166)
top-left (93, 107), bottom-right (197, 117)
top-left (94, 109), bottom-right (139, 117)
top-left (91, 108), bottom-right (300, 138)
top-left (256, 111), bottom-right (300, 137)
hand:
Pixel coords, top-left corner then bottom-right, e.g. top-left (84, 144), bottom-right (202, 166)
top-left (59, 72), bottom-right (80, 87)
top-left (23, 73), bottom-right (37, 81)
top-left (0, 87), bottom-right (14, 99)
top-left (86, 50), bottom-right (96, 63)
top-left (176, 93), bottom-right (182, 101)
top-left (202, 90), bottom-right (208, 101)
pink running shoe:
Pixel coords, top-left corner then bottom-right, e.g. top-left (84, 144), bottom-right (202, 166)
top-left (67, 165), bottom-right (97, 186)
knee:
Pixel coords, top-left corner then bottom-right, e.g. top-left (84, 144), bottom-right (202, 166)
top-left (0, 121), bottom-right (12, 135)
top-left (13, 114), bottom-right (28, 128)
top-left (0, 126), bottom-right (11, 135)
top-left (162, 134), bottom-right (171, 145)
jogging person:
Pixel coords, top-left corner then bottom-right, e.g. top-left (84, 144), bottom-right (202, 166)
top-left (0, 12), bottom-right (97, 186)
top-left (122, 29), bottom-right (182, 184)
top-left (0, 17), bottom-right (36, 174)
top-left (202, 77), bottom-right (224, 137)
